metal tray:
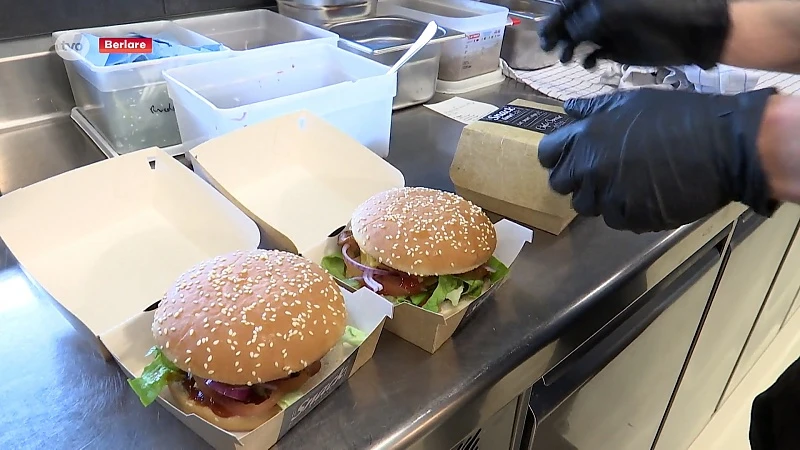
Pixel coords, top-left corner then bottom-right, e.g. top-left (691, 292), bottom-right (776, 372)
top-left (331, 15), bottom-right (461, 55)
top-left (329, 16), bottom-right (462, 109)
top-left (483, 0), bottom-right (560, 70)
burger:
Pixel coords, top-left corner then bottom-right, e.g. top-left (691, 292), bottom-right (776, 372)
top-left (128, 249), bottom-right (360, 432)
top-left (321, 187), bottom-right (509, 313)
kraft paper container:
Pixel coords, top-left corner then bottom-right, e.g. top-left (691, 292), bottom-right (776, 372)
top-left (451, 99), bottom-right (577, 235)
top-left (305, 219), bottom-right (532, 353)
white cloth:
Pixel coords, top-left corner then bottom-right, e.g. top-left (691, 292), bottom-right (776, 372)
top-left (500, 46), bottom-right (800, 100)
top-left (603, 64), bottom-right (760, 94)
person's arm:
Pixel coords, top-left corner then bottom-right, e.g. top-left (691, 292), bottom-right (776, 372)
top-left (757, 95), bottom-right (800, 202)
top-left (722, 1), bottom-right (800, 73)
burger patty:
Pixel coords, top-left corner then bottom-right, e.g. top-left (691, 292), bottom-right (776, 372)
top-left (180, 360), bottom-right (322, 418)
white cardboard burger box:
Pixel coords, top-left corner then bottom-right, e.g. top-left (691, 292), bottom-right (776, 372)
top-left (0, 148), bottom-right (393, 449)
top-left (188, 110), bottom-right (533, 354)
top-left (187, 110), bottom-right (407, 255)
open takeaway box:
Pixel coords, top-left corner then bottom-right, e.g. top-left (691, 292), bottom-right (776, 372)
top-left (188, 110), bottom-right (533, 354)
top-left (0, 148), bottom-right (392, 449)
top-left (451, 99), bottom-right (578, 235)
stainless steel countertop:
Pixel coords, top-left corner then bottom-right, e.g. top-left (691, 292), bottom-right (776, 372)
top-left (0, 79), bottom-right (733, 450)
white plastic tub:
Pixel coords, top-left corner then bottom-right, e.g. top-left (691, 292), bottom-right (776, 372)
top-left (163, 42), bottom-right (397, 157)
top-left (174, 9), bottom-right (338, 51)
top-left (53, 21), bottom-right (232, 154)
top-left (378, 0), bottom-right (508, 81)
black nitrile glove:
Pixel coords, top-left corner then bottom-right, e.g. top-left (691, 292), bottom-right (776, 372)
top-left (538, 88), bottom-right (778, 233)
top-left (539, 0), bottom-right (731, 69)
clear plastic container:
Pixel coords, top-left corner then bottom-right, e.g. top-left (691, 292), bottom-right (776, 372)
top-left (53, 21), bottom-right (232, 154)
top-left (378, 0), bottom-right (508, 81)
top-left (163, 41), bottom-right (397, 157)
top-left (174, 9), bottom-right (338, 51)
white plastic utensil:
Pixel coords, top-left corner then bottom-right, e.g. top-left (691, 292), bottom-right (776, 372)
top-left (387, 21), bottom-right (439, 75)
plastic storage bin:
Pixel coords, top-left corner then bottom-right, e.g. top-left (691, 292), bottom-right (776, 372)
top-left (378, 0), bottom-right (508, 82)
top-left (163, 42), bottom-right (397, 157)
top-left (174, 9), bottom-right (338, 51)
top-left (53, 21), bottom-right (231, 154)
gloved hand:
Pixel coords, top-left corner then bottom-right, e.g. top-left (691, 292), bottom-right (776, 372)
top-left (538, 88), bottom-right (778, 233)
top-left (539, 0), bottom-right (731, 69)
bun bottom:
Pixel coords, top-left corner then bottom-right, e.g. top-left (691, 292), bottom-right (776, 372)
top-left (168, 382), bottom-right (280, 432)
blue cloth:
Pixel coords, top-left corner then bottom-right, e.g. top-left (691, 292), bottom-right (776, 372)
top-left (82, 32), bottom-right (224, 67)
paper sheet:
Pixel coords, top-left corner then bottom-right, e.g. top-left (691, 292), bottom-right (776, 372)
top-left (425, 97), bottom-right (499, 125)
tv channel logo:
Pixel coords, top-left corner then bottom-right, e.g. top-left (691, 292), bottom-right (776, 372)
top-left (53, 32), bottom-right (91, 61)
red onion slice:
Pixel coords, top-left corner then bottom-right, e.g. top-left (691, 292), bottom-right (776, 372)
top-left (205, 379), bottom-right (252, 402)
top-left (342, 243), bottom-right (389, 276)
top-left (363, 271), bottom-right (383, 292)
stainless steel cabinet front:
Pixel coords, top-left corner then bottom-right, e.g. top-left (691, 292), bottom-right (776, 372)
top-left (529, 248), bottom-right (722, 450)
top-left (656, 205), bottom-right (800, 450)
top-left (722, 205), bottom-right (800, 404)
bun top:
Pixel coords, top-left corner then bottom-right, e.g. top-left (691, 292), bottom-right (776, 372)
top-left (350, 187), bottom-right (497, 276)
top-left (153, 250), bottom-right (346, 385)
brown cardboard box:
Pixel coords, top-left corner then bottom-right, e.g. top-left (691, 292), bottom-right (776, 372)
top-left (450, 99), bottom-right (577, 235)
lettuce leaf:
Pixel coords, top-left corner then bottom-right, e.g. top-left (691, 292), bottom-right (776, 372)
top-left (320, 250), bottom-right (361, 289)
top-left (323, 249), bottom-right (512, 313)
top-left (278, 390), bottom-right (305, 409)
top-left (487, 256), bottom-right (510, 283)
top-left (424, 257), bottom-right (509, 312)
top-left (458, 278), bottom-right (484, 298)
top-left (409, 292), bottom-right (428, 305)
top-left (444, 284), bottom-right (465, 307)
top-left (342, 325), bottom-right (368, 347)
top-left (423, 275), bottom-right (461, 312)
top-left (320, 251), bottom-right (347, 279)
top-left (128, 346), bottom-right (182, 407)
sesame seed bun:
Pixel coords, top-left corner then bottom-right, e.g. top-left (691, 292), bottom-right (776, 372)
top-left (350, 187), bottom-right (497, 276)
top-left (167, 382), bottom-right (281, 432)
top-left (152, 250), bottom-right (347, 385)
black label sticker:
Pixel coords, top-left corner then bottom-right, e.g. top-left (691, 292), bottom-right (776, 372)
top-left (278, 350), bottom-right (358, 437)
top-left (480, 105), bottom-right (574, 135)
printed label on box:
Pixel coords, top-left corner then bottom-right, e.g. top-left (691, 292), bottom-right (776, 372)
top-left (480, 105), bottom-right (575, 135)
top-left (454, 276), bottom-right (507, 334)
top-left (278, 350), bottom-right (358, 437)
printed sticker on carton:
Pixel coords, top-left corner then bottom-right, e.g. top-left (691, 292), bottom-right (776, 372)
top-left (279, 351), bottom-right (358, 437)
